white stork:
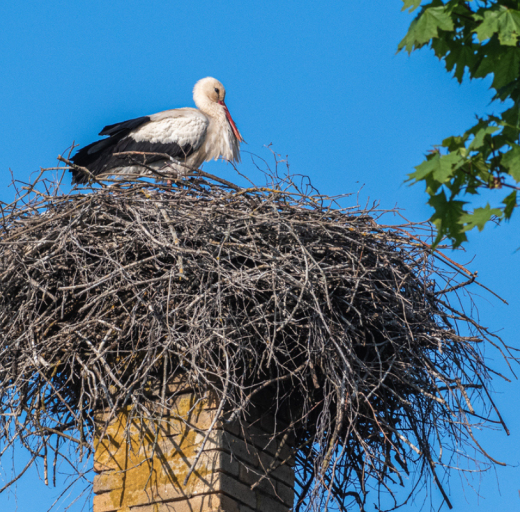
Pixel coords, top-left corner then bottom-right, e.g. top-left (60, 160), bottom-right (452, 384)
top-left (70, 77), bottom-right (243, 184)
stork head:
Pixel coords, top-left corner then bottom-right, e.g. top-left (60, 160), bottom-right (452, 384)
top-left (193, 77), bottom-right (243, 143)
top-left (193, 77), bottom-right (226, 104)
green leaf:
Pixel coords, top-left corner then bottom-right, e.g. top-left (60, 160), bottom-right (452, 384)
top-left (468, 125), bottom-right (499, 150)
top-left (431, 35), bottom-right (450, 59)
top-left (399, 6), bottom-right (455, 52)
top-left (473, 53), bottom-right (496, 80)
top-left (501, 144), bottom-right (520, 182)
top-left (442, 135), bottom-right (467, 152)
top-left (500, 105), bottom-right (520, 140)
top-left (445, 44), bottom-right (476, 83)
top-left (409, 153), bottom-right (441, 182)
top-left (460, 204), bottom-right (503, 232)
top-left (417, 6), bottom-right (455, 42)
top-left (474, 8), bottom-right (520, 45)
top-left (402, 0), bottom-right (422, 13)
top-left (497, 8), bottom-right (520, 46)
top-left (503, 190), bottom-right (517, 219)
top-left (433, 151), bottom-right (466, 183)
top-left (491, 47), bottom-right (520, 89)
top-left (475, 9), bottom-right (500, 42)
top-left (429, 190), bottom-right (468, 247)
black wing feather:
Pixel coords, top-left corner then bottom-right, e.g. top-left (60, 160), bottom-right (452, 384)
top-left (92, 138), bottom-right (195, 179)
top-left (98, 116), bottom-right (151, 137)
top-left (70, 115), bottom-right (195, 184)
top-left (71, 116), bottom-right (150, 183)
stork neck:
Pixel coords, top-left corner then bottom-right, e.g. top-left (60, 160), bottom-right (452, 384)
top-left (194, 97), bottom-right (225, 121)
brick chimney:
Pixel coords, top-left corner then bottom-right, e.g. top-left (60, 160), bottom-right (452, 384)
top-left (93, 389), bottom-right (294, 512)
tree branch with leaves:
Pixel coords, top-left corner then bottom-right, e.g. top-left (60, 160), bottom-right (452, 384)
top-left (400, 0), bottom-right (520, 246)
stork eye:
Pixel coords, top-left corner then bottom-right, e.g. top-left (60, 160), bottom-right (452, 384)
top-left (214, 87), bottom-right (220, 95)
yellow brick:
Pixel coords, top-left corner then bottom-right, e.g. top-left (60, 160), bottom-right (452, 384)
top-left (93, 471), bottom-right (124, 494)
top-left (93, 492), bottom-right (119, 512)
top-left (93, 470), bottom-right (253, 510)
top-left (93, 391), bottom-right (294, 512)
top-left (129, 494), bottom-right (240, 512)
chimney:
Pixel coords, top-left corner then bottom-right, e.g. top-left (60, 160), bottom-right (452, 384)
top-left (93, 389), bottom-right (294, 512)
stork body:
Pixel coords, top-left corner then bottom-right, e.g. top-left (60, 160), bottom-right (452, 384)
top-left (70, 77), bottom-right (243, 184)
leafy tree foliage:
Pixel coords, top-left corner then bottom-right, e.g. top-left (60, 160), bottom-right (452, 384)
top-left (400, 0), bottom-right (520, 246)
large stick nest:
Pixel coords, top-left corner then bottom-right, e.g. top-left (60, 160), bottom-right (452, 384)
top-left (0, 165), bottom-right (513, 511)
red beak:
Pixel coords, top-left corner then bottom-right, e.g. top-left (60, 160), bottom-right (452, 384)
top-left (219, 100), bottom-right (244, 143)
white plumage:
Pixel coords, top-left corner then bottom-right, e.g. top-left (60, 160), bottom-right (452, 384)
top-left (70, 77), bottom-right (243, 184)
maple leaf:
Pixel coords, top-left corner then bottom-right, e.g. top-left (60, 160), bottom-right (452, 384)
top-left (400, 0), bottom-right (520, 245)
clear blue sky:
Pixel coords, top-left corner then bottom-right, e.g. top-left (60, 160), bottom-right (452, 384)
top-left (0, 1), bottom-right (518, 510)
